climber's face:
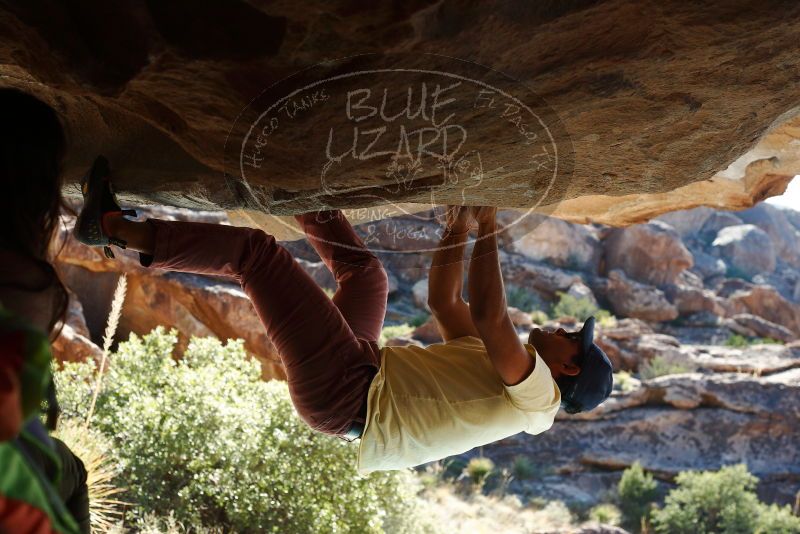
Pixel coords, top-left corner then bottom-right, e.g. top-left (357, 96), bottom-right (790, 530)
top-left (528, 327), bottom-right (582, 379)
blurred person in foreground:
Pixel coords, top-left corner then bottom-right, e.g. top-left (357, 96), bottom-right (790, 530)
top-left (0, 89), bottom-right (90, 533)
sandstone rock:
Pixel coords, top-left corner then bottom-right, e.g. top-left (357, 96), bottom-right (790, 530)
top-left (58, 259), bottom-right (287, 381)
top-left (500, 213), bottom-right (601, 273)
top-left (3, 3), bottom-right (798, 229)
top-left (727, 284), bottom-right (800, 335)
top-left (566, 282), bottom-right (599, 308)
top-left (507, 306), bottom-right (534, 328)
top-left (690, 249), bottom-right (727, 280)
top-left (383, 335), bottom-right (423, 348)
top-left (295, 259), bottom-right (336, 293)
top-left (605, 270), bottom-right (678, 322)
top-left (711, 224), bottom-right (776, 278)
top-left (737, 203), bottom-right (800, 268)
top-left (505, 261), bottom-right (582, 299)
top-left (730, 314), bottom-right (796, 343)
top-left (386, 272), bottom-right (399, 295)
top-left (51, 324), bottom-right (102, 364)
top-left (697, 211), bottom-right (744, 243)
top-left (687, 344), bottom-right (800, 375)
top-left (655, 207), bottom-right (715, 239)
top-left (487, 370), bottom-right (800, 506)
top-left (412, 278), bottom-right (429, 310)
top-left (412, 316), bottom-right (442, 344)
top-left (663, 284), bottom-right (724, 317)
top-left (52, 292), bottom-right (103, 364)
top-left (64, 291), bottom-right (91, 339)
top-left (603, 221), bottom-right (693, 287)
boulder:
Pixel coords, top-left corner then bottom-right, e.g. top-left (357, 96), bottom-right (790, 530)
top-left (690, 249), bottom-right (727, 280)
top-left (507, 306), bottom-right (534, 328)
top-left (726, 284), bottom-right (800, 336)
top-left (485, 371), bottom-right (800, 504)
top-left (711, 224), bottom-right (776, 278)
top-left (697, 211), bottom-right (744, 243)
top-left (603, 221), bottom-right (693, 287)
top-left (730, 314), bottom-right (796, 343)
top-left (662, 284), bottom-right (725, 317)
top-left (51, 292), bottom-right (103, 364)
top-left (655, 207), bottom-right (715, 239)
top-left (500, 213), bottom-right (601, 273)
top-left (51, 324), bottom-right (103, 364)
top-left (565, 282), bottom-right (599, 308)
top-left (605, 270), bottom-right (679, 322)
top-left (412, 278), bottom-right (429, 310)
top-left (505, 261), bottom-right (582, 300)
top-left (688, 344), bottom-right (800, 375)
top-left (737, 203), bottom-right (800, 268)
top-left (383, 335), bottom-right (423, 348)
top-left (411, 316), bottom-right (443, 344)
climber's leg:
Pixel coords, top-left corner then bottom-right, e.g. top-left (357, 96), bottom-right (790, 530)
top-left (294, 210), bottom-right (389, 343)
top-left (105, 216), bottom-right (379, 435)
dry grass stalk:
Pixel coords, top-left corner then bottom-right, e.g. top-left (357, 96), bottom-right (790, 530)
top-left (85, 274), bottom-right (127, 429)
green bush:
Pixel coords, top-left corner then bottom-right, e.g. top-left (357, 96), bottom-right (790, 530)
top-left (409, 313), bottom-right (430, 328)
top-left (589, 503), bottom-right (622, 526)
top-left (529, 310), bottom-right (549, 326)
top-left (465, 457), bottom-right (494, 487)
top-left (613, 371), bottom-right (639, 393)
top-left (639, 356), bottom-right (693, 380)
top-left (506, 285), bottom-right (542, 313)
top-left (551, 292), bottom-right (614, 324)
top-left (379, 323), bottom-right (415, 347)
top-left (552, 292), bottom-right (598, 321)
top-left (617, 462), bottom-right (658, 532)
top-left (651, 464), bottom-right (800, 534)
top-left (755, 503), bottom-right (800, 534)
top-left (55, 327), bottom-right (434, 534)
top-left (511, 456), bottom-right (537, 480)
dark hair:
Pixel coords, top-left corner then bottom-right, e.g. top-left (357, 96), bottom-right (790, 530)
top-left (0, 88), bottom-right (68, 338)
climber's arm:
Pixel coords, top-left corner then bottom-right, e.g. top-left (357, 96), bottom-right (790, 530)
top-left (468, 207), bottom-right (534, 386)
top-left (428, 206), bottom-right (480, 342)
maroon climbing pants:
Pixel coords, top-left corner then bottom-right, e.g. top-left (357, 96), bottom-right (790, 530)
top-left (143, 210), bottom-right (387, 436)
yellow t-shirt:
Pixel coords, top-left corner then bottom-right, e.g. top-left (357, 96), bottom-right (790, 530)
top-left (356, 335), bottom-right (561, 473)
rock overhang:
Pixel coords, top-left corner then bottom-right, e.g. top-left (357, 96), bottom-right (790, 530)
top-left (0, 0), bottom-right (798, 237)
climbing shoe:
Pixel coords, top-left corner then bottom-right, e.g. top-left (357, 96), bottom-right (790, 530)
top-left (74, 155), bottom-right (137, 259)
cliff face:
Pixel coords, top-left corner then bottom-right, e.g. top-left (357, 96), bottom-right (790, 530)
top-left (1, 1), bottom-right (799, 231)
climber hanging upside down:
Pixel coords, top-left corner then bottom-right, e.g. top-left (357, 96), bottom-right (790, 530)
top-left (74, 156), bottom-right (613, 473)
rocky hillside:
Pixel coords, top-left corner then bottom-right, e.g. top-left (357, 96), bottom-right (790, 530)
top-left (52, 201), bottom-right (800, 509)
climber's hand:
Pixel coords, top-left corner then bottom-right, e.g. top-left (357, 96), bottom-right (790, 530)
top-left (442, 205), bottom-right (473, 235)
top-left (470, 206), bottom-right (497, 226)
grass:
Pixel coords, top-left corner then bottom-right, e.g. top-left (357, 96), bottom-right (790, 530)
top-left (466, 457), bottom-right (495, 488)
top-left (379, 323), bottom-right (415, 347)
top-left (588, 503), bottom-right (622, 526)
top-left (639, 356), bottom-right (694, 380)
top-left (725, 334), bottom-right (784, 347)
top-left (614, 371), bottom-right (639, 393)
top-left (85, 274), bottom-right (127, 429)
